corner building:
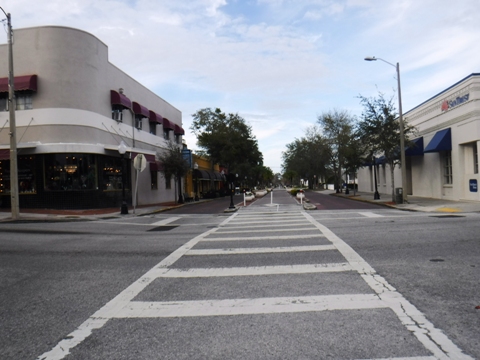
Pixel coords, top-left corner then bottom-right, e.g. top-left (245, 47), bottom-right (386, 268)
top-left (358, 73), bottom-right (480, 201)
top-left (0, 26), bottom-right (184, 209)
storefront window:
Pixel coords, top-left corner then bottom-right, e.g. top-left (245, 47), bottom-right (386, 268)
top-left (0, 156), bottom-right (36, 194)
top-left (101, 157), bottom-right (125, 191)
top-left (44, 154), bottom-right (97, 191)
top-left (443, 151), bottom-right (452, 184)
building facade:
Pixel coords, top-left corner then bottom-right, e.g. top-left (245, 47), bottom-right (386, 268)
top-left (358, 73), bottom-right (480, 201)
top-left (0, 26), bottom-right (185, 209)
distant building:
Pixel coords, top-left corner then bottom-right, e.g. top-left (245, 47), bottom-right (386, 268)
top-left (358, 73), bottom-right (480, 201)
top-left (0, 26), bottom-right (185, 209)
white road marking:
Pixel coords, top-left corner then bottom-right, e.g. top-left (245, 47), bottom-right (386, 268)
top-left (358, 212), bottom-right (384, 218)
top-left (150, 217), bottom-right (180, 226)
top-left (302, 212), bottom-right (473, 360)
top-left (150, 263), bottom-right (353, 277)
top-left (202, 234), bottom-right (323, 241)
top-left (215, 227), bottom-right (317, 234)
top-left (357, 357), bottom-right (437, 360)
top-left (185, 244), bottom-right (337, 255)
top-left (113, 294), bottom-right (387, 318)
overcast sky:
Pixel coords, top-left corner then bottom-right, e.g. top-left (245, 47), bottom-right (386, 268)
top-left (2, 0), bottom-right (479, 173)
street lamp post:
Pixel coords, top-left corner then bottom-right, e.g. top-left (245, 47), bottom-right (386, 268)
top-left (194, 162), bottom-right (199, 201)
top-left (365, 56), bottom-right (407, 204)
top-left (372, 155), bottom-right (380, 200)
top-left (118, 141), bottom-right (129, 214)
top-left (1, 8), bottom-right (19, 219)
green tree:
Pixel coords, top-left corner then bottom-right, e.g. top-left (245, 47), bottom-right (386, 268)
top-left (317, 109), bottom-right (355, 192)
top-left (357, 92), bottom-right (416, 202)
top-left (282, 125), bottom-right (331, 189)
top-left (156, 140), bottom-right (190, 203)
top-left (191, 108), bottom-right (263, 182)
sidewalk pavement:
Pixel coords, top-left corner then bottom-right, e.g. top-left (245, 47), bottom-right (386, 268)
top-left (326, 189), bottom-right (480, 213)
top-left (1, 190), bottom-right (479, 222)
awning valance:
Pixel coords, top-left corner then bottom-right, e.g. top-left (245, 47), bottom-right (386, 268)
top-left (111, 90), bottom-right (132, 109)
top-left (424, 128), bottom-right (451, 153)
top-left (162, 118), bottom-right (174, 131)
top-left (150, 161), bottom-right (163, 172)
top-left (0, 149), bottom-right (9, 160)
top-left (174, 125), bottom-right (185, 135)
top-left (0, 74), bottom-right (37, 93)
top-left (149, 110), bottom-right (163, 124)
top-left (405, 137), bottom-right (424, 156)
top-left (375, 156), bottom-right (386, 165)
top-left (193, 169), bottom-right (211, 180)
top-left (132, 102), bottom-right (149, 118)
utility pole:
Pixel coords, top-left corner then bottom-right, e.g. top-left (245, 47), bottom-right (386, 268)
top-left (1, 8), bottom-right (19, 219)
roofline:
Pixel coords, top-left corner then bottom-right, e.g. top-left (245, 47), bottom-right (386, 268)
top-left (405, 73), bottom-right (480, 116)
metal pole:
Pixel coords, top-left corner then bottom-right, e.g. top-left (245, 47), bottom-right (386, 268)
top-left (120, 154), bottom-right (128, 214)
top-left (2, 10), bottom-right (19, 219)
top-left (396, 62), bottom-right (408, 204)
top-left (373, 156), bottom-right (380, 200)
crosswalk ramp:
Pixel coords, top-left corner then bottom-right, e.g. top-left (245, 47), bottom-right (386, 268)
top-left (38, 210), bottom-right (473, 360)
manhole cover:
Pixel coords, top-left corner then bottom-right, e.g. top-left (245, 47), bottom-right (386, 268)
top-left (430, 258), bottom-right (445, 262)
top-left (148, 225), bottom-right (178, 232)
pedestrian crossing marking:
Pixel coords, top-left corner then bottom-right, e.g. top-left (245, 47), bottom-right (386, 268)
top-left (112, 294), bottom-right (387, 318)
top-left (185, 244), bottom-right (337, 255)
top-left (358, 212), bottom-right (384, 218)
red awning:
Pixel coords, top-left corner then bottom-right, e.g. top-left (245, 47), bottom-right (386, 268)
top-left (0, 75), bottom-right (37, 93)
top-left (149, 110), bottom-right (163, 124)
top-left (132, 102), bottom-right (149, 118)
top-left (162, 118), bottom-right (174, 131)
top-left (110, 90), bottom-right (132, 109)
top-left (174, 125), bottom-right (185, 135)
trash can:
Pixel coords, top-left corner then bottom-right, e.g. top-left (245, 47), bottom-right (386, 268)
top-left (395, 187), bottom-right (403, 204)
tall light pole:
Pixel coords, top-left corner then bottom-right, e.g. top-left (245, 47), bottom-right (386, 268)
top-left (365, 56), bottom-right (407, 204)
top-left (1, 8), bottom-right (19, 219)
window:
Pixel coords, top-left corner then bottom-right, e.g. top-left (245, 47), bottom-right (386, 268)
top-left (443, 151), bottom-right (452, 184)
top-left (44, 154), bottom-right (97, 191)
top-left (112, 105), bottom-right (124, 122)
top-left (16, 93), bottom-right (33, 110)
top-left (149, 122), bottom-right (156, 135)
top-left (0, 156), bottom-right (36, 194)
top-left (164, 129), bottom-right (170, 140)
top-left (175, 134), bottom-right (181, 144)
top-left (0, 93), bottom-right (33, 111)
top-left (135, 116), bottom-right (143, 130)
top-left (475, 143), bottom-right (478, 174)
top-left (151, 170), bottom-right (158, 190)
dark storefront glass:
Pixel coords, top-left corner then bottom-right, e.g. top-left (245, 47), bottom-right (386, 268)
top-left (0, 155), bottom-right (36, 194)
top-left (44, 154), bottom-right (97, 191)
top-left (101, 157), bottom-right (127, 191)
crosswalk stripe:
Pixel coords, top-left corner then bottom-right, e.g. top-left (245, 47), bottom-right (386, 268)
top-left (202, 234), bottom-right (323, 241)
top-left (113, 294), bottom-right (387, 318)
top-left (185, 244), bottom-right (337, 255)
top-left (358, 212), bottom-right (384, 218)
top-left (215, 227), bottom-right (317, 234)
top-left (151, 263), bottom-right (353, 277)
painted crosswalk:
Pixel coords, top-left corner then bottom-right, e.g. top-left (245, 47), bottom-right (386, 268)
top-left (37, 207), bottom-right (473, 360)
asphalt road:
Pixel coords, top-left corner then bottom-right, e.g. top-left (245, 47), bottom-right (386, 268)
top-left (0, 189), bottom-right (478, 359)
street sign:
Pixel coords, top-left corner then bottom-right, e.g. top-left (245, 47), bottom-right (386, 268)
top-left (133, 154), bottom-right (147, 172)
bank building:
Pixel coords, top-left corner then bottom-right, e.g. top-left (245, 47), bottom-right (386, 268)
top-left (357, 73), bottom-right (480, 201)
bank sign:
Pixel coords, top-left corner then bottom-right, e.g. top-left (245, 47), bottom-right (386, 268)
top-left (441, 94), bottom-right (469, 111)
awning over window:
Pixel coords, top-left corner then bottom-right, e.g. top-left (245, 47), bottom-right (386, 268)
top-left (149, 161), bottom-right (163, 172)
top-left (149, 110), bottom-right (163, 124)
top-left (111, 90), bottom-right (132, 109)
top-left (0, 74), bottom-right (37, 93)
top-left (405, 137), bottom-right (424, 156)
top-left (375, 156), bottom-right (386, 165)
top-left (132, 102), bottom-right (149, 118)
top-left (424, 128), bottom-right (451, 153)
top-left (174, 125), bottom-right (185, 135)
top-left (193, 169), bottom-right (211, 180)
top-left (162, 118), bottom-right (174, 131)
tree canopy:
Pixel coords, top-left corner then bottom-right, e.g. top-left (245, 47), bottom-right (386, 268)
top-left (191, 108), bottom-right (263, 180)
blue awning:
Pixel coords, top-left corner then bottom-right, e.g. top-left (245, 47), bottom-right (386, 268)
top-left (424, 128), bottom-right (451, 153)
top-left (405, 137), bottom-right (424, 156)
top-left (375, 156), bottom-right (386, 165)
